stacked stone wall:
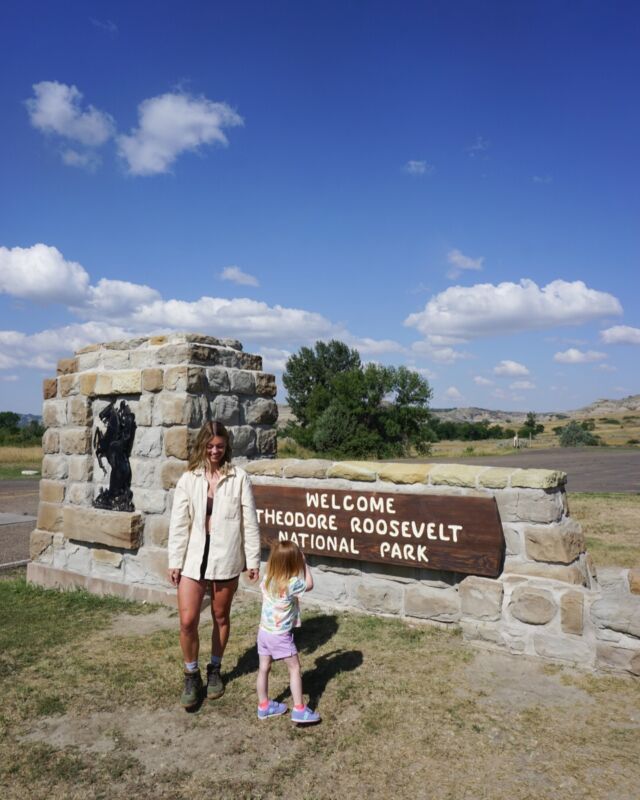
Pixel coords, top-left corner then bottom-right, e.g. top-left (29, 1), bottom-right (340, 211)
top-left (28, 333), bottom-right (277, 604)
top-left (242, 459), bottom-right (640, 677)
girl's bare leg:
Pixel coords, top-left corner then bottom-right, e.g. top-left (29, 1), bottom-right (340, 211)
top-left (284, 654), bottom-right (303, 706)
top-left (177, 576), bottom-right (207, 664)
top-left (257, 655), bottom-right (272, 703)
top-left (210, 577), bottom-right (238, 659)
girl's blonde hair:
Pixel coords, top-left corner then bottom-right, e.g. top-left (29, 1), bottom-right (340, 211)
top-left (265, 540), bottom-right (305, 596)
top-left (187, 421), bottom-right (232, 472)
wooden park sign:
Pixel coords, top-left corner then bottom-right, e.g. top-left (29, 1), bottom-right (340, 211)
top-left (253, 486), bottom-right (505, 578)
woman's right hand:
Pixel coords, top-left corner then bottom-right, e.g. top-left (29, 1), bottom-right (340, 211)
top-left (168, 568), bottom-right (181, 587)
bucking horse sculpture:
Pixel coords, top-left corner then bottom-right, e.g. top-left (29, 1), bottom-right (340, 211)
top-left (93, 399), bottom-right (136, 512)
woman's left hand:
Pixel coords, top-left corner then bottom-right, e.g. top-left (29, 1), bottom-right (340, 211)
top-left (246, 568), bottom-right (259, 583)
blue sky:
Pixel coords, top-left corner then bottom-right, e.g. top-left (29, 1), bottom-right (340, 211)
top-left (1, 0), bottom-right (639, 415)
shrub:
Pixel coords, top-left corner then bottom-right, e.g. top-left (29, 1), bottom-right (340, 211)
top-left (558, 421), bottom-right (600, 447)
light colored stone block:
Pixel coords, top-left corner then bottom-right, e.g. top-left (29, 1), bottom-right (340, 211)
top-left (510, 468), bottom-right (567, 490)
top-left (43, 378), bottom-right (57, 399)
top-left (283, 459), bottom-right (332, 479)
top-left (145, 515), bottom-right (170, 547)
top-left (142, 368), bottom-right (164, 392)
top-left (533, 633), bottom-right (592, 664)
top-left (495, 490), bottom-right (564, 524)
top-left (228, 369), bottom-right (256, 395)
top-left (243, 398), bottom-right (278, 425)
top-left (67, 396), bottom-right (92, 426)
top-left (164, 426), bottom-right (191, 460)
top-left (244, 459), bottom-right (287, 476)
top-left (59, 428), bottom-right (92, 455)
top-left (211, 395), bottom-right (240, 425)
top-left (509, 586), bottom-right (557, 624)
top-left (66, 482), bottom-right (94, 506)
top-left (230, 425), bottom-right (257, 457)
top-left (355, 582), bottom-right (403, 614)
top-left (502, 525), bottom-right (523, 556)
top-left (132, 488), bottom-right (167, 514)
top-left (79, 373), bottom-right (97, 396)
top-left (76, 350), bottom-right (100, 371)
top-left (110, 370), bottom-right (142, 394)
top-left (255, 372), bottom-right (277, 397)
top-left (43, 399), bottom-right (67, 428)
top-left (124, 548), bottom-right (169, 585)
top-left (256, 428), bottom-right (277, 456)
top-left (41, 454), bottom-right (68, 480)
top-left (39, 479), bottom-right (65, 504)
top-left (460, 619), bottom-right (505, 647)
top-left (164, 366), bottom-right (205, 393)
top-left (130, 395), bottom-right (153, 426)
top-left (478, 467), bottom-right (513, 489)
top-left (161, 459), bottom-right (188, 490)
top-left (30, 530), bottom-right (54, 561)
top-left (130, 458), bottom-right (159, 488)
top-left (596, 643), bottom-right (640, 676)
top-left (459, 576), bottom-right (503, 620)
top-left (68, 455), bottom-right (93, 482)
top-left (207, 367), bottom-right (230, 392)
top-left (377, 463), bottom-right (432, 484)
top-left (308, 569), bottom-right (348, 602)
top-left (42, 429), bottom-right (60, 454)
top-left (591, 595), bottom-right (640, 639)
top-left (63, 506), bottom-right (143, 549)
top-left (131, 427), bottom-right (163, 458)
top-left (58, 373), bottom-right (78, 397)
top-left (404, 585), bottom-right (460, 622)
top-left (92, 549), bottom-right (123, 568)
top-left (429, 464), bottom-right (481, 488)
top-left (560, 590), bottom-right (584, 635)
top-left (503, 560), bottom-right (586, 586)
top-left (524, 520), bottom-right (585, 564)
top-left (152, 393), bottom-right (204, 426)
top-left (57, 357), bottom-right (78, 375)
top-left (628, 568), bottom-right (640, 595)
top-left (327, 462), bottom-right (377, 482)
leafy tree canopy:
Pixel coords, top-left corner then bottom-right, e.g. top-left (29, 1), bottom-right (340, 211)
top-left (283, 342), bottom-right (435, 458)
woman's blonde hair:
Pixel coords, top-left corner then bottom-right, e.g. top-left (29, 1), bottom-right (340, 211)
top-left (187, 421), bottom-right (232, 472)
top-left (264, 540), bottom-right (305, 596)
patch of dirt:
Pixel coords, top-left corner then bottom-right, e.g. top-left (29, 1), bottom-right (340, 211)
top-left (106, 608), bottom-right (178, 638)
top-left (22, 706), bottom-right (303, 782)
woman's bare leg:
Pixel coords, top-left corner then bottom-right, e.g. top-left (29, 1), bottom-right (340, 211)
top-left (210, 578), bottom-right (239, 659)
top-left (177, 576), bottom-right (206, 664)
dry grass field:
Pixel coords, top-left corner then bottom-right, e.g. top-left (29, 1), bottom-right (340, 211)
top-left (1, 574), bottom-right (639, 800)
top-left (570, 493), bottom-right (640, 569)
top-left (0, 446), bottom-right (42, 478)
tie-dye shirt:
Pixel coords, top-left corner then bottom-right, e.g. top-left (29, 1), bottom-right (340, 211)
top-left (259, 575), bottom-right (307, 634)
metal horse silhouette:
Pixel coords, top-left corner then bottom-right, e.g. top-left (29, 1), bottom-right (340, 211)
top-left (93, 399), bottom-right (136, 512)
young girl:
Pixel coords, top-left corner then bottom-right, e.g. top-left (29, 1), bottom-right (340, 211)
top-left (256, 540), bottom-right (320, 724)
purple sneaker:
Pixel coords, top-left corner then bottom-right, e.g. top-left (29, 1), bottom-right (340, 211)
top-left (291, 705), bottom-right (321, 725)
top-left (257, 700), bottom-right (288, 720)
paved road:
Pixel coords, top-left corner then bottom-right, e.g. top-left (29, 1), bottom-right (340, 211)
top-left (1, 448), bottom-right (638, 565)
top-left (403, 447), bottom-right (640, 493)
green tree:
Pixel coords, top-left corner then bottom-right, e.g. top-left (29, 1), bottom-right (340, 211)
top-left (0, 412), bottom-right (20, 431)
top-left (521, 411), bottom-right (544, 438)
top-left (558, 421), bottom-right (600, 447)
top-left (283, 342), bottom-right (434, 458)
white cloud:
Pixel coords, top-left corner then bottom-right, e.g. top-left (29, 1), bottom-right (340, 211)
top-left (405, 279), bottom-right (622, 340)
top-left (404, 160), bottom-right (433, 176)
top-left (258, 347), bottom-right (292, 374)
top-left (0, 374), bottom-right (18, 382)
top-left (467, 136), bottom-right (489, 156)
top-left (61, 148), bottom-right (100, 170)
top-left (220, 266), bottom-right (259, 287)
top-left (346, 337), bottom-right (405, 356)
top-left (0, 244), bottom-right (90, 304)
top-left (412, 366), bottom-right (437, 381)
top-left (595, 363), bottom-right (617, 372)
top-left (600, 325), bottom-right (640, 345)
top-left (510, 380), bottom-right (535, 390)
top-left (81, 279), bottom-right (162, 319)
top-left (532, 175), bottom-right (553, 184)
top-left (25, 81), bottom-right (115, 146)
top-left (493, 360), bottom-right (529, 377)
top-left (553, 348), bottom-right (607, 364)
top-left (411, 340), bottom-right (470, 363)
top-left (492, 388), bottom-right (507, 400)
top-left (117, 92), bottom-right (243, 176)
top-left (446, 248), bottom-right (483, 280)
top-left (473, 376), bottom-right (493, 386)
top-left (445, 386), bottom-right (463, 401)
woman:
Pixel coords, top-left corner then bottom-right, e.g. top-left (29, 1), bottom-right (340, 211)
top-left (167, 420), bottom-right (261, 708)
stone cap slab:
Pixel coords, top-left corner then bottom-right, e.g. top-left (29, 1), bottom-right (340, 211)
top-left (245, 458), bottom-right (567, 489)
top-left (63, 506), bottom-right (143, 549)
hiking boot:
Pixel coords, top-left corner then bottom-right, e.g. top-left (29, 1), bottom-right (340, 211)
top-left (206, 663), bottom-right (225, 699)
top-left (180, 669), bottom-right (203, 708)
top-left (291, 705), bottom-right (321, 725)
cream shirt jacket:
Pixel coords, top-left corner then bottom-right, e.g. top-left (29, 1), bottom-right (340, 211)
top-left (168, 465), bottom-right (261, 581)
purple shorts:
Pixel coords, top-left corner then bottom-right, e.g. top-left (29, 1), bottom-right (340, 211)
top-left (257, 628), bottom-right (298, 660)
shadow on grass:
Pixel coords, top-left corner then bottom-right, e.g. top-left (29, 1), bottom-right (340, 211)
top-left (224, 614), bottom-right (340, 685)
top-left (275, 648), bottom-right (364, 709)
